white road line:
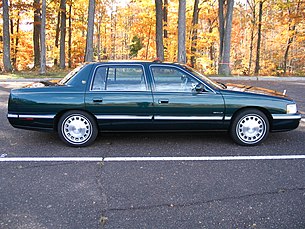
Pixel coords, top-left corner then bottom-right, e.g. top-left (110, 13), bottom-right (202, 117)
top-left (0, 157), bottom-right (104, 162)
top-left (104, 155), bottom-right (305, 162)
top-left (1, 155), bottom-right (305, 162)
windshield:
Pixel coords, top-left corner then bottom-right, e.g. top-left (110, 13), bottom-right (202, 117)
top-left (57, 64), bottom-right (85, 85)
top-left (181, 65), bottom-right (224, 89)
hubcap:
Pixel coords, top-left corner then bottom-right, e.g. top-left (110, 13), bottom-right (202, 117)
top-left (62, 114), bottom-right (92, 144)
top-left (236, 114), bottom-right (266, 144)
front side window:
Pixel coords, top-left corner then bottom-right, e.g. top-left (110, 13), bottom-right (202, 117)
top-left (150, 66), bottom-right (198, 92)
top-left (92, 65), bottom-right (147, 91)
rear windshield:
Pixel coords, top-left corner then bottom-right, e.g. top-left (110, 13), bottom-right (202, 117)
top-left (57, 64), bottom-right (86, 85)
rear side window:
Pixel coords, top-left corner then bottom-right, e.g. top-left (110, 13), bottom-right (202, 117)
top-left (91, 65), bottom-right (147, 91)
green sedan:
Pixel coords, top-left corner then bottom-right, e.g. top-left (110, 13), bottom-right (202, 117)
top-left (7, 61), bottom-right (301, 147)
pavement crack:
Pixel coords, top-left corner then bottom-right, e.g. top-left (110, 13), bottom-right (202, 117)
top-left (95, 160), bottom-right (109, 229)
top-left (106, 187), bottom-right (305, 212)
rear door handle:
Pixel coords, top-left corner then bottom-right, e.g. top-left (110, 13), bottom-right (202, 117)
top-left (158, 99), bottom-right (169, 104)
top-left (93, 99), bottom-right (103, 103)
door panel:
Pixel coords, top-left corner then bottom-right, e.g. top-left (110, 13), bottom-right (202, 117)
top-left (150, 65), bottom-right (225, 130)
top-left (85, 65), bottom-right (154, 130)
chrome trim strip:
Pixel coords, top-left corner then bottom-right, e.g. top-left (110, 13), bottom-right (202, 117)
top-left (224, 116), bottom-right (232, 121)
top-left (154, 116), bottom-right (223, 121)
top-left (95, 115), bottom-right (153, 120)
top-left (272, 114), bottom-right (302, 120)
top-left (18, 114), bottom-right (55, 119)
top-left (7, 114), bottom-right (18, 118)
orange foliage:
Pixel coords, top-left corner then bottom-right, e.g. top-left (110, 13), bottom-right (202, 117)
top-left (1, 0), bottom-right (305, 75)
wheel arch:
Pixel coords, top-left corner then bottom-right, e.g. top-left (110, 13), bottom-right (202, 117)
top-left (53, 109), bottom-right (98, 132)
top-left (229, 106), bottom-right (273, 130)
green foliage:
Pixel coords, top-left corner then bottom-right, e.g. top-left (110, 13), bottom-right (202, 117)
top-left (129, 35), bottom-right (143, 58)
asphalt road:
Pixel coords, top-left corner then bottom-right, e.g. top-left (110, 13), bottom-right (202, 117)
top-left (0, 80), bottom-right (305, 228)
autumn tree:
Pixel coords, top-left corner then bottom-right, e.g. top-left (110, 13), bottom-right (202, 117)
top-left (2, 0), bottom-right (305, 76)
top-left (10, 0), bottom-right (24, 69)
top-left (2, 0), bottom-right (13, 72)
top-left (282, 0), bottom-right (302, 75)
top-left (218, 0), bottom-right (234, 76)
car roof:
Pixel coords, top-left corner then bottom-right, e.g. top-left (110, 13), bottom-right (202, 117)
top-left (86, 60), bottom-right (184, 66)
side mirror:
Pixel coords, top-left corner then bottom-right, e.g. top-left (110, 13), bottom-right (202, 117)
top-left (194, 83), bottom-right (205, 93)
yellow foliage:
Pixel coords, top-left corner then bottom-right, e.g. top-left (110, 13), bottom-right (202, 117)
top-left (2, 0), bottom-right (305, 75)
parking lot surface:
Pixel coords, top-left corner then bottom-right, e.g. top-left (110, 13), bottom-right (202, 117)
top-left (0, 79), bottom-right (305, 228)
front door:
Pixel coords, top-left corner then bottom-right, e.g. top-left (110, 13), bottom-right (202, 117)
top-left (150, 65), bottom-right (225, 130)
top-left (85, 64), bottom-right (154, 130)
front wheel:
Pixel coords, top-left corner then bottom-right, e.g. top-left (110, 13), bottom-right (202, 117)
top-left (58, 111), bottom-right (98, 147)
top-left (230, 109), bottom-right (269, 146)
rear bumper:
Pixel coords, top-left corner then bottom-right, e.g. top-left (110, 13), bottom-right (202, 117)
top-left (7, 113), bottom-right (55, 131)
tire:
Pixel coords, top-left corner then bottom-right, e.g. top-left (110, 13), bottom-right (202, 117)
top-left (58, 110), bottom-right (98, 147)
top-left (230, 109), bottom-right (269, 146)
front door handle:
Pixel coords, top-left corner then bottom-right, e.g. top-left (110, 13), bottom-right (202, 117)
top-left (158, 99), bottom-right (169, 104)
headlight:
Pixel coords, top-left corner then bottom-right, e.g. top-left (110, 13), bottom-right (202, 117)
top-left (287, 104), bottom-right (297, 114)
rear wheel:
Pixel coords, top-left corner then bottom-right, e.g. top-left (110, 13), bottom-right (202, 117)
top-left (58, 111), bottom-right (98, 147)
top-left (230, 109), bottom-right (269, 146)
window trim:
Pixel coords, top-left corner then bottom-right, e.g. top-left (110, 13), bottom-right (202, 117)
top-left (89, 64), bottom-right (149, 92)
top-left (149, 64), bottom-right (216, 94)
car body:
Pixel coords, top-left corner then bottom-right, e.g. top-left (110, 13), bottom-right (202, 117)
top-left (7, 61), bottom-right (301, 147)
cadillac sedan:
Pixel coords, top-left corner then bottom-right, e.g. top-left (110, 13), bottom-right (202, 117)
top-left (7, 61), bottom-right (301, 147)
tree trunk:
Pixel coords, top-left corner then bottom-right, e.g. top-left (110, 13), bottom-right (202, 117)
top-left (11, 14), bottom-right (20, 69)
top-left (247, 0), bottom-right (256, 75)
top-left (163, 0), bottom-right (168, 39)
top-left (191, 0), bottom-right (200, 67)
top-left (68, 3), bottom-right (72, 68)
top-left (208, 22), bottom-right (215, 67)
top-left (146, 24), bottom-right (152, 60)
top-left (283, 33), bottom-right (294, 75)
top-left (177, 0), bottom-right (186, 64)
top-left (85, 0), bottom-right (96, 62)
top-left (218, 0), bottom-right (224, 63)
top-left (59, 0), bottom-right (66, 69)
top-left (33, 0), bottom-right (41, 69)
top-left (110, 8), bottom-right (116, 60)
top-left (97, 11), bottom-right (103, 61)
top-left (15, 17), bottom-right (20, 69)
top-left (40, 0), bottom-right (46, 74)
top-left (218, 0), bottom-right (234, 76)
top-left (155, 0), bottom-right (164, 61)
top-left (254, 0), bottom-right (263, 75)
top-left (54, 12), bottom-right (60, 66)
top-left (2, 0), bottom-right (13, 72)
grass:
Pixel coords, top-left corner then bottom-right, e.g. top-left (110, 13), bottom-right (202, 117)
top-left (0, 68), bottom-right (69, 79)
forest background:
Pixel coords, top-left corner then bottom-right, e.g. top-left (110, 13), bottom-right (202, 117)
top-left (1, 0), bottom-right (305, 77)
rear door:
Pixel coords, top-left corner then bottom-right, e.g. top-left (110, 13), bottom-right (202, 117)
top-left (85, 64), bottom-right (154, 130)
